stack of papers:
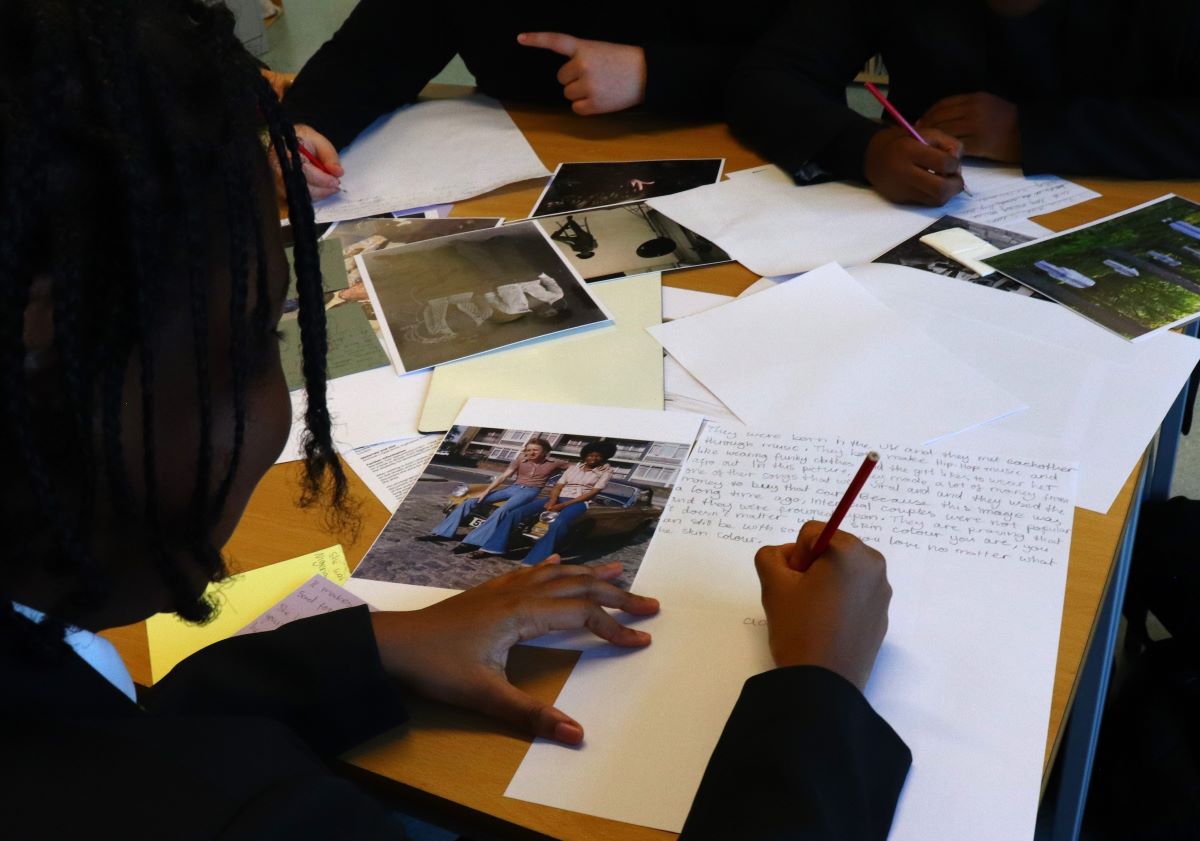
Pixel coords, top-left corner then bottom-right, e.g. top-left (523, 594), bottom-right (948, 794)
top-left (647, 164), bottom-right (1098, 277)
top-left (508, 424), bottom-right (1078, 841)
top-left (649, 263), bottom-right (1027, 444)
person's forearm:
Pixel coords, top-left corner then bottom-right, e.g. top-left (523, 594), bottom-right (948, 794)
top-left (282, 0), bottom-right (456, 149)
top-left (144, 607), bottom-right (407, 757)
top-left (726, 3), bottom-right (883, 180)
top-left (1020, 96), bottom-right (1200, 178)
top-left (681, 667), bottom-right (910, 840)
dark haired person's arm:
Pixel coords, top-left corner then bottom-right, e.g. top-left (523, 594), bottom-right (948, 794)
top-left (143, 606), bottom-right (407, 757)
top-left (283, 0), bottom-right (457, 150)
top-left (680, 667), bottom-right (910, 840)
top-left (681, 525), bottom-right (910, 840)
top-left (915, 88), bottom-right (1200, 179)
top-left (640, 12), bottom-right (787, 122)
top-left (727, 3), bottom-right (885, 182)
top-left (1016, 96), bottom-right (1200, 179)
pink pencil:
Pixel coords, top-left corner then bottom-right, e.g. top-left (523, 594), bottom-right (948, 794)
top-left (864, 82), bottom-right (971, 196)
top-left (865, 82), bottom-right (926, 145)
top-left (793, 451), bottom-right (880, 573)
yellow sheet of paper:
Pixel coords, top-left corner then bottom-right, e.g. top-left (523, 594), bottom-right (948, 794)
top-left (419, 273), bottom-right (664, 431)
top-left (145, 545), bottom-right (349, 683)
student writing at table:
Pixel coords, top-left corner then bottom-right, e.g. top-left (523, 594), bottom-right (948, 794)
top-left (728, 0), bottom-right (1200, 206)
top-left (278, 0), bottom-right (786, 199)
top-left (1, 2), bottom-right (908, 837)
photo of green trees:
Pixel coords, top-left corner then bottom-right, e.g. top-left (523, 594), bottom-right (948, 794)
top-left (985, 195), bottom-right (1200, 339)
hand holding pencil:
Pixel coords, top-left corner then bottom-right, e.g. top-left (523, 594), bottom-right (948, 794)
top-left (755, 523), bottom-right (892, 692)
top-left (753, 451), bottom-right (891, 691)
top-left (270, 123), bottom-right (345, 201)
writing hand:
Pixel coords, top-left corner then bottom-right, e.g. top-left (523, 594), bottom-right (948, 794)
top-left (369, 558), bottom-right (659, 744)
top-left (517, 32), bottom-right (646, 116)
top-left (863, 125), bottom-right (964, 206)
top-left (916, 92), bottom-right (1021, 163)
top-left (271, 124), bottom-right (344, 202)
top-left (755, 522), bottom-right (891, 692)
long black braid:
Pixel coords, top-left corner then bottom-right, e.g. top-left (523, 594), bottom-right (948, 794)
top-left (0, 0), bottom-right (347, 655)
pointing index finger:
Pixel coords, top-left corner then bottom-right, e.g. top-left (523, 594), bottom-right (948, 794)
top-left (518, 31), bottom-right (579, 58)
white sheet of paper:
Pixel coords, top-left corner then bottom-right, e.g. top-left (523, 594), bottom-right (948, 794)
top-left (233, 574), bottom-right (368, 636)
top-left (724, 163), bottom-right (1096, 229)
top-left (508, 425), bottom-right (1077, 841)
top-left (847, 263), bottom-right (1200, 512)
top-left (647, 263), bottom-right (1027, 444)
top-left (341, 435), bottom-right (442, 512)
top-left (946, 165), bottom-right (1101, 226)
top-left (662, 355), bottom-right (740, 424)
top-left (660, 286), bottom-right (732, 321)
top-left (278, 366), bottom-right (431, 463)
top-left (655, 165), bottom-right (1093, 277)
top-left (312, 95), bottom-right (549, 223)
top-left (647, 173), bottom-right (937, 277)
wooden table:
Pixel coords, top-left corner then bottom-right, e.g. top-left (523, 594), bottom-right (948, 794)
top-left (104, 93), bottom-right (1200, 841)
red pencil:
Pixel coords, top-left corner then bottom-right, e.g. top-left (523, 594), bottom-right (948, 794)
top-left (296, 142), bottom-right (334, 176)
top-left (863, 82), bottom-right (971, 197)
top-left (295, 143), bottom-right (347, 194)
top-left (794, 451), bottom-right (880, 573)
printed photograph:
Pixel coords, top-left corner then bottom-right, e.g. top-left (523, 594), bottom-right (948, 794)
top-left (536, 202), bottom-right (732, 282)
top-left (873, 215), bottom-right (1041, 296)
top-left (276, 217), bottom-right (505, 390)
top-left (531, 159), bottom-right (724, 217)
top-left (353, 427), bottom-right (691, 591)
top-left (326, 216), bottom-right (503, 303)
top-left (358, 221), bottom-right (610, 372)
top-left (985, 195), bottom-right (1200, 339)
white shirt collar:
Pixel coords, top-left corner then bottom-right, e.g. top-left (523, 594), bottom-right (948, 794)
top-left (12, 602), bottom-right (138, 703)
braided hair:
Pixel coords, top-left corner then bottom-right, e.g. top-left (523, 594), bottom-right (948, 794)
top-left (0, 0), bottom-right (346, 655)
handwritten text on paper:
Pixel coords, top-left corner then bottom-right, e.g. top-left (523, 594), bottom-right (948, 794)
top-left (657, 427), bottom-right (1075, 568)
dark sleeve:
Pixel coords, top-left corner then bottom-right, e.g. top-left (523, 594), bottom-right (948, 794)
top-left (282, 0), bottom-right (458, 149)
top-left (1019, 95), bottom-right (1200, 179)
top-left (726, 3), bottom-right (884, 181)
top-left (143, 606), bottom-right (408, 758)
top-left (641, 41), bottom-right (755, 121)
top-left (680, 666), bottom-right (911, 841)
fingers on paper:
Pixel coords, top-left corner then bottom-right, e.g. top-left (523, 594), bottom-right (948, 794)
top-left (482, 674), bottom-right (585, 744)
top-left (518, 31), bottom-right (579, 58)
top-left (536, 572), bottom-right (660, 616)
top-left (522, 597), bottom-right (653, 648)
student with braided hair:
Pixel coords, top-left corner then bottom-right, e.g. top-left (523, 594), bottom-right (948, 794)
top-left (0, 1), bottom-right (909, 837)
